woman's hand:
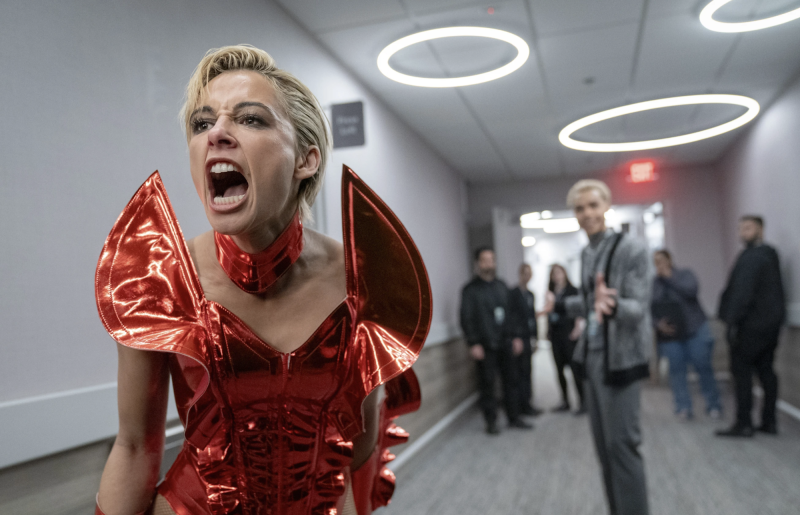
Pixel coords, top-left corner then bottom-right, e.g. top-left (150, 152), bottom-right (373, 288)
top-left (569, 317), bottom-right (585, 341)
top-left (542, 291), bottom-right (556, 314)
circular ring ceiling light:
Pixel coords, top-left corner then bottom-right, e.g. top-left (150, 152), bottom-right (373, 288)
top-left (558, 94), bottom-right (760, 153)
top-left (700, 0), bottom-right (800, 32)
top-left (377, 27), bottom-right (530, 88)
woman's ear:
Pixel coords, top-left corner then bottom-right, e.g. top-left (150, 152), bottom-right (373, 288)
top-left (294, 145), bottom-right (321, 181)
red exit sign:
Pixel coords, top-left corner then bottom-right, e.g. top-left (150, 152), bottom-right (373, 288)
top-left (629, 161), bottom-right (657, 183)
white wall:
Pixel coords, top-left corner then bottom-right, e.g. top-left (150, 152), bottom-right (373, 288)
top-left (0, 0), bottom-right (468, 468)
top-left (718, 74), bottom-right (800, 326)
top-left (468, 165), bottom-right (729, 313)
top-left (491, 208), bottom-right (525, 286)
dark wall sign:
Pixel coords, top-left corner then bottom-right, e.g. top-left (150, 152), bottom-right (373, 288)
top-left (331, 101), bottom-right (365, 148)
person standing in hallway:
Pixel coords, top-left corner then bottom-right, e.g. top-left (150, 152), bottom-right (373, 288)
top-left (543, 179), bottom-right (651, 515)
top-left (461, 247), bottom-right (532, 434)
top-left (546, 264), bottom-right (585, 414)
top-left (717, 215), bottom-right (786, 437)
top-left (509, 263), bottom-right (542, 417)
top-left (651, 250), bottom-right (722, 420)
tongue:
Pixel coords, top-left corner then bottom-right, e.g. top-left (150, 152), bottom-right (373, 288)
top-left (223, 184), bottom-right (247, 197)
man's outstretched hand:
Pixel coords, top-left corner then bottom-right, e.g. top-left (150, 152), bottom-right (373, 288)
top-left (594, 272), bottom-right (617, 321)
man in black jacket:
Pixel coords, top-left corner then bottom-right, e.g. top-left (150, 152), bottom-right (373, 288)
top-left (509, 263), bottom-right (542, 416)
top-left (717, 215), bottom-right (786, 437)
top-left (460, 247), bottom-right (531, 434)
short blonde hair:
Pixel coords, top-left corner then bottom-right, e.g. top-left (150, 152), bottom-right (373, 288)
top-left (182, 45), bottom-right (331, 220)
top-left (566, 179), bottom-right (612, 208)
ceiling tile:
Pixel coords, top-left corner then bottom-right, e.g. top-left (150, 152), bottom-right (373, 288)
top-left (620, 104), bottom-right (700, 142)
top-left (457, 57), bottom-right (548, 124)
top-left (412, 119), bottom-right (509, 176)
top-left (275, 0), bottom-right (405, 33)
top-left (403, 0), bottom-right (496, 15)
top-left (665, 131), bottom-right (740, 164)
top-left (706, 0), bottom-right (773, 22)
top-left (561, 149), bottom-right (619, 176)
top-left (717, 21), bottom-right (800, 91)
top-left (316, 16), bottom-right (418, 67)
top-left (538, 22), bottom-right (640, 114)
top-left (386, 38), bottom-right (448, 79)
top-left (681, 103), bottom-right (749, 134)
top-left (568, 114), bottom-right (627, 145)
top-left (632, 13), bottom-right (735, 97)
top-left (646, 0), bottom-right (706, 19)
top-left (528, 0), bottom-right (644, 37)
top-left (429, 35), bottom-right (521, 77)
top-left (484, 118), bottom-right (563, 177)
top-left (754, 0), bottom-right (800, 18)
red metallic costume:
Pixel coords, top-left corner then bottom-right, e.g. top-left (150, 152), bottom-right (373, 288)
top-left (95, 166), bottom-right (431, 514)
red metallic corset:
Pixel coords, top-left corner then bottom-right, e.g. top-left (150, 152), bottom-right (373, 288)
top-left (95, 166), bottom-right (432, 515)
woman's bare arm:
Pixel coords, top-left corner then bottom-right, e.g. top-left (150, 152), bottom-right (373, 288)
top-left (97, 344), bottom-right (170, 514)
top-left (350, 387), bottom-right (383, 471)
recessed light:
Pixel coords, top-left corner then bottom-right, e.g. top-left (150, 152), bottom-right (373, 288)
top-left (519, 211), bottom-right (542, 227)
top-left (520, 216), bottom-right (581, 233)
top-left (700, 0), bottom-right (800, 33)
top-left (522, 236), bottom-right (536, 247)
top-left (377, 27), bottom-right (530, 88)
top-left (558, 94), bottom-right (760, 152)
top-left (543, 219), bottom-right (580, 234)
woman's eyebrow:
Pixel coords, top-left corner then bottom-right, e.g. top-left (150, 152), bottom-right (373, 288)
top-left (233, 101), bottom-right (273, 115)
top-left (189, 105), bottom-right (215, 118)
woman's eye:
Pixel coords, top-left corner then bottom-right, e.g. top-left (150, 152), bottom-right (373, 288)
top-left (241, 114), bottom-right (265, 127)
top-left (191, 119), bottom-right (213, 133)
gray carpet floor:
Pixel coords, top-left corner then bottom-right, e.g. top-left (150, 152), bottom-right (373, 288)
top-left (385, 348), bottom-right (800, 515)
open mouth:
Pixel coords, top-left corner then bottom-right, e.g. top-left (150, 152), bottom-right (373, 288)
top-left (209, 162), bottom-right (248, 205)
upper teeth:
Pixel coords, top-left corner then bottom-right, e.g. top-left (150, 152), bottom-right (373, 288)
top-left (211, 162), bottom-right (237, 174)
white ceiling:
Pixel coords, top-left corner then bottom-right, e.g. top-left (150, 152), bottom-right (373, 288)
top-left (276, 0), bottom-right (800, 182)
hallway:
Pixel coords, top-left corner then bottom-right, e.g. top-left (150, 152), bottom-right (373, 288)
top-left (386, 348), bottom-right (800, 515)
top-left (2, 3), bottom-right (800, 514)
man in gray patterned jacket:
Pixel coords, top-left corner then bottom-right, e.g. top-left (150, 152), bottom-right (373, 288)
top-left (544, 179), bottom-right (652, 515)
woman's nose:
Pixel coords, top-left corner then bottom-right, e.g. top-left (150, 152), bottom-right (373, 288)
top-left (207, 117), bottom-right (236, 148)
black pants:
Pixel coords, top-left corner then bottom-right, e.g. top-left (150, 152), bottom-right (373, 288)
top-left (476, 344), bottom-right (520, 425)
top-left (516, 341), bottom-right (534, 411)
top-left (730, 329), bottom-right (780, 427)
top-left (552, 335), bottom-right (584, 408)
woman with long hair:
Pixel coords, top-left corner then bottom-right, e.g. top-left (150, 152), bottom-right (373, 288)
top-left (94, 45), bottom-right (431, 515)
top-left (547, 264), bottom-right (585, 413)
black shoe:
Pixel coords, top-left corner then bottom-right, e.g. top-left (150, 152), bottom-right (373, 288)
top-left (756, 423), bottom-right (778, 435)
top-left (551, 403), bottom-right (570, 413)
top-left (715, 424), bottom-right (754, 438)
top-left (521, 406), bottom-right (543, 417)
top-left (486, 422), bottom-right (501, 435)
top-left (508, 418), bottom-right (534, 430)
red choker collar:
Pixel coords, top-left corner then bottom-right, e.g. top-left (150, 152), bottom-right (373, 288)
top-left (214, 212), bottom-right (304, 294)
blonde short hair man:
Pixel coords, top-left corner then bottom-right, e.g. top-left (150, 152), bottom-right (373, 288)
top-left (543, 177), bottom-right (652, 515)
